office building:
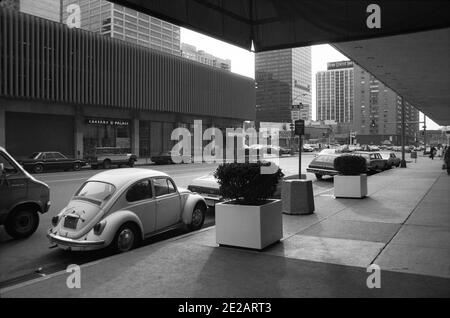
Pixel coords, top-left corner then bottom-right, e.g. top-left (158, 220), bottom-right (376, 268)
top-left (62, 0), bottom-right (181, 56)
top-left (353, 65), bottom-right (419, 145)
top-left (255, 47), bottom-right (312, 123)
top-left (316, 60), bottom-right (354, 123)
top-left (181, 43), bottom-right (231, 71)
top-left (0, 9), bottom-right (255, 158)
top-left (0, 0), bottom-right (60, 21)
top-left (316, 60), bottom-right (419, 145)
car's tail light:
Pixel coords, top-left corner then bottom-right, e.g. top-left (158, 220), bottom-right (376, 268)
top-left (93, 220), bottom-right (107, 235)
top-left (51, 215), bottom-right (60, 226)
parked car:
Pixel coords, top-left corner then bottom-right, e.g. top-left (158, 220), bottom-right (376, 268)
top-left (47, 168), bottom-right (207, 252)
top-left (302, 145), bottom-right (314, 152)
top-left (316, 148), bottom-right (338, 157)
top-left (306, 154), bottom-right (341, 179)
top-left (87, 147), bottom-right (137, 169)
top-left (188, 162), bottom-right (282, 206)
top-left (265, 145), bottom-right (291, 155)
top-left (151, 150), bottom-right (192, 165)
top-left (187, 173), bottom-right (221, 206)
top-left (18, 151), bottom-right (86, 174)
top-left (380, 152), bottom-right (401, 168)
top-left (0, 147), bottom-right (51, 239)
top-left (353, 151), bottom-right (388, 172)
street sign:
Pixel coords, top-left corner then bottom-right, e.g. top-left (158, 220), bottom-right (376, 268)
top-left (291, 110), bottom-right (300, 121)
top-left (294, 119), bottom-right (305, 136)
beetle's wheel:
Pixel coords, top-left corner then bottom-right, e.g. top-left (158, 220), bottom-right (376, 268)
top-left (188, 203), bottom-right (206, 231)
top-left (113, 224), bottom-right (138, 253)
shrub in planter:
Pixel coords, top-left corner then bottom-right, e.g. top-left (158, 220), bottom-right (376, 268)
top-left (333, 155), bottom-right (368, 198)
top-left (213, 162), bottom-right (284, 249)
top-left (333, 155), bottom-right (367, 175)
top-left (213, 162), bottom-right (284, 205)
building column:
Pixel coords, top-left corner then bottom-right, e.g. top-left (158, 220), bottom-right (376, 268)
top-left (74, 110), bottom-right (84, 159)
top-left (131, 118), bottom-right (139, 156)
top-left (0, 105), bottom-right (5, 148)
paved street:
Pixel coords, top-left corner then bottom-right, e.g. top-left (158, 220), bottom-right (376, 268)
top-left (2, 157), bottom-right (448, 298)
top-left (0, 153), bottom-right (331, 287)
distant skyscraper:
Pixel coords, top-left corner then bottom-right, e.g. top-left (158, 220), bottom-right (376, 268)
top-left (181, 43), bottom-right (231, 71)
top-left (62, 0), bottom-right (181, 56)
top-left (255, 47), bottom-right (312, 123)
top-left (316, 60), bottom-right (354, 123)
top-left (0, 0), bottom-right (61, 22)
top-left (316, 60), bottom-right (419, 144)
top-left (353, 64), bottom-right (419, 144)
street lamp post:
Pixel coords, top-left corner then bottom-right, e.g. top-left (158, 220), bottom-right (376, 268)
top-left (400, 97), bottom-right (407, 168)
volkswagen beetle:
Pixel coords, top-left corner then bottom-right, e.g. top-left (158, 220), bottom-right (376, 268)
top-left (47, 168), bottom-right (207, 252)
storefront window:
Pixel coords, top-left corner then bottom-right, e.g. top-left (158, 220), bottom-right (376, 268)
top-left (83, 118), bottom-right (131, 157)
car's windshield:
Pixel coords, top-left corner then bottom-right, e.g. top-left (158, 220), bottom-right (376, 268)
top-left (29, 152), bottom-right (40, 159)
top-left (74, 181), bottom-right (116, 203)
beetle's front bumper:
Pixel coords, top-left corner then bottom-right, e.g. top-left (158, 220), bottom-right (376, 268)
top-left (47, 231), bottom-right (105, 251)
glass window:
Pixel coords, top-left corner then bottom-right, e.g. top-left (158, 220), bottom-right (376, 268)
top-left (167, 179), bottom-right (177, 193)
top-left (44, 153), bottom-right (56, 160)
top-left (126, 179), bottom-right (152, 202)
top-left (153, 178), bottom-right (169, 197)
top-left (52, 152), bottom-right (66, 159)
top-left (0, 153), bottom-right (18, 174)
top-left (153, 178), bottom-right (177, 196)
top-left (75, 182), bottom-right (116, 203)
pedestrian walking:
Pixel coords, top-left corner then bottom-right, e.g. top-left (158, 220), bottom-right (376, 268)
top-left (429, 146), bottom-right (436, 160)
top-left (444, 146), bottom-right (450, 175)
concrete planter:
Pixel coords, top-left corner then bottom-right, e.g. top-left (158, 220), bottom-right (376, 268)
top-left (215, 199), bottom-right (282, 250)
top-left (334, 174), bottom-right (368, 198)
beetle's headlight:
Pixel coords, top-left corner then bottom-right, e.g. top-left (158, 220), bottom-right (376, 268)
top-left (51, 215), bottom-right (60, 226)
top-left (93, 220), bottom-right (107, 235)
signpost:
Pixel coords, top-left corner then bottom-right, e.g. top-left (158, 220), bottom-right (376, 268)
top-left (294, 119), bottom-right (305, 179)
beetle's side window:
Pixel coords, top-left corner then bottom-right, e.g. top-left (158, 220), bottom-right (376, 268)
top-left (153, 178), bottom-right (169, 197)
top-left (126, 179), bottom-right (152, 202)
top-left (167, 179), bottom-right (177, 193)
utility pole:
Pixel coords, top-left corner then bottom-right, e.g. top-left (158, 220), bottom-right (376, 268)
top-left (400, 97), bottom-right (407, 168)
top-left (423, 115), bottom-right (427, 155)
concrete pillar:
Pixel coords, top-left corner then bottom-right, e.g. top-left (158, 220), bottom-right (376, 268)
top-left (131, 118), bottom-right (139, 156)
top-left (0, 105), bottom-right (5, 148)
top-left (281, 179), bottom-right (315, 215)
top-left (74, 112), bottom-right (84, 159)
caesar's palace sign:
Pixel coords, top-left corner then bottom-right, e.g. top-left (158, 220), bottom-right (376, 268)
top-left (86, 118), bottom-right (129, 126)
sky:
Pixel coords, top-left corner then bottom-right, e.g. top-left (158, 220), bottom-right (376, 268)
top-left (181, 28), bottom-right (441, 130)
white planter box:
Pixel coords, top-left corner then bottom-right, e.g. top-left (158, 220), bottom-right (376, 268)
top-left (215, 199), bottom-right (283, 250)
top-left (334, 174), bottom-right (368, 198)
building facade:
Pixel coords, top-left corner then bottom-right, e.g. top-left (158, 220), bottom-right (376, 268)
top-left (62, 0), bottom-right (181, 56)
top-left (0, 8), bottom-right (255, 158)
top-left (316, 60), bottom-right (354, 123)
top-left (255, 47), bottom-right (312, 123)
top-left (181, 43), bottom-right (231, 71)
top-left (316, 60), bottom-right (419, 145)
top-left (0, 0), bottom-right (60, 21)
top-left (353, 64), bottom-right (419, 145)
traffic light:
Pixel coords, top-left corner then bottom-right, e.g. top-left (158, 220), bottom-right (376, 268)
top-left (289, 123), bottom-right (295, 130)
top-left (370, 119), bottom-right (376, 128)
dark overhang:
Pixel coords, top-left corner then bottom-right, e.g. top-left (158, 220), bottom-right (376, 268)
top-left (100, 1), bottom-right (450, 124)
top-left (108, 0), bottom-right (450, 52)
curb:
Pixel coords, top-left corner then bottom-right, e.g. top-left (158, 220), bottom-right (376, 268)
top-left (0, 226), bottom-right (215, 295)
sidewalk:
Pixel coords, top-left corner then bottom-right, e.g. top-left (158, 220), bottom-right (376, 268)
top-left (2, 158), bottom-right (449, 297)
